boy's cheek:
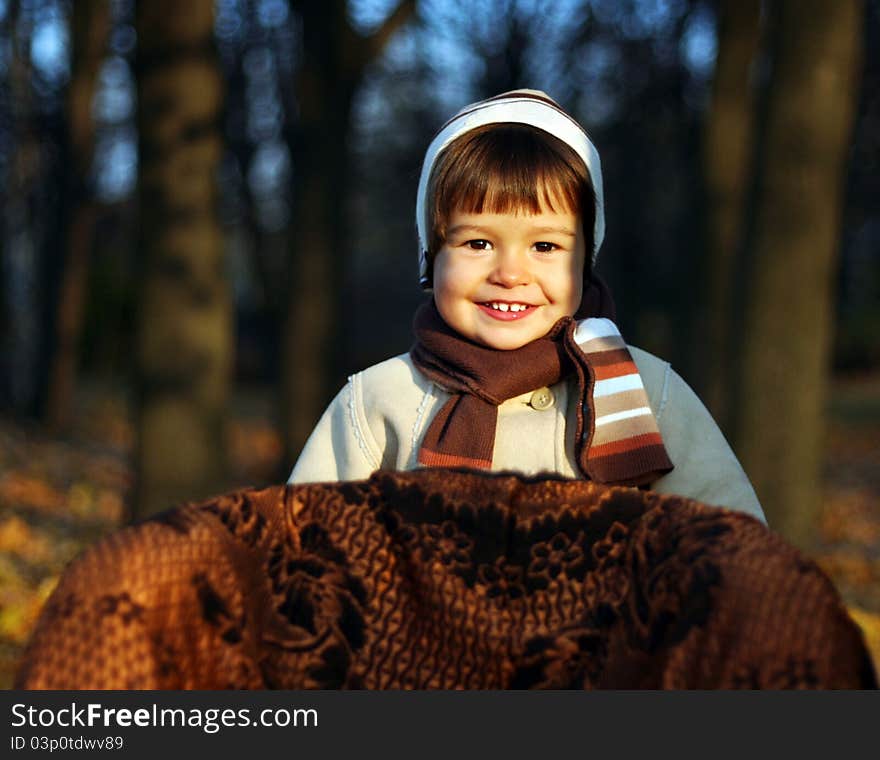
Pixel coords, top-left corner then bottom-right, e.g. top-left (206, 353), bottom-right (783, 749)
top-left (432, 257), bottom-right (475, 296)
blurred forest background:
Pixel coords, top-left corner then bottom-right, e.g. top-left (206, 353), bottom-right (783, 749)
top-left (0, 0), bottom-right (878, 687)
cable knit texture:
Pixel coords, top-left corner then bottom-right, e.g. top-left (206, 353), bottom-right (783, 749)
top-left (16, 469), bottom-right (875, 689)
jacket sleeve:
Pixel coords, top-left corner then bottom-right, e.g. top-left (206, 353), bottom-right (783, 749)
top-left (287, 379), bottom-right (382, 484)
top-left (651, 368), bottom-right (766, 523)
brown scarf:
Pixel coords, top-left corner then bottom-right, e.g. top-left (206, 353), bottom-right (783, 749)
top-left (410, 278), bottom-right (674, 486)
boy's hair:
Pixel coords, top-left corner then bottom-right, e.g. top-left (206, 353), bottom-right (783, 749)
top-left (424, 123), bottom-right (596, 286)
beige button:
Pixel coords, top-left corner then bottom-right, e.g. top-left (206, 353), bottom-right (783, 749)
top-left (529, 387), bottom-right (554, 411)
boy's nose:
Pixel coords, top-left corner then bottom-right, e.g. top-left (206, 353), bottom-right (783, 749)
top-left (488, 250), bottom-right (531, 288)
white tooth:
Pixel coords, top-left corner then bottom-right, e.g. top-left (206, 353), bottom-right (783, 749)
top-left (514, 304), bottom-right (523, 312)
top-left (499, 303), bottom-right (509, 312)
top-left (491, 303), bottom-right (500, 310)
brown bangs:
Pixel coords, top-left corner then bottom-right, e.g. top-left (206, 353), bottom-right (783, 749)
top-left (428, 123), bottom-right (595, 263)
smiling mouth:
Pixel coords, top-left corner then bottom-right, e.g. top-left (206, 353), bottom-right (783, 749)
top-left (477, 301), bottom-right (537, 321)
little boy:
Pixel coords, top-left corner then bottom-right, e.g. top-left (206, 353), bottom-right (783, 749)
top-left (289, 90), bottom-right (764, 523)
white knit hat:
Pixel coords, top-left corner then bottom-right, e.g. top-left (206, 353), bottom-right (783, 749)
top-left (415, 89), bottom-right (605, 288)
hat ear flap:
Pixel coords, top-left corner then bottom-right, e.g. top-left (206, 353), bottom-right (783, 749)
top-left (419, 254), bottom-right (432, 291)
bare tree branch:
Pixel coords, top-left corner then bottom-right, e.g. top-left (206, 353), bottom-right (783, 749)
top-left (363, 0), bottom-right (417, 64)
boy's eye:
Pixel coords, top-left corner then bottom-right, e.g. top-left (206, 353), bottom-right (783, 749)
top-left (465, 239), bottom-right (492, 250)
top-left (534, 242), bottom-right (559, 253)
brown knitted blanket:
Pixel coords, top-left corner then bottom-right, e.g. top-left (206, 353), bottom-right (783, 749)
top-left (15, 469), bottom-right (877, 689)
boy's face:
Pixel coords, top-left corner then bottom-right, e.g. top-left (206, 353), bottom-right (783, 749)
top-left (432, 204), bottom-right (586, 350)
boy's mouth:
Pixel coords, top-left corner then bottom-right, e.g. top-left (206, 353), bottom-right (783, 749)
top-left (477, 301), bottom-right (536, 321)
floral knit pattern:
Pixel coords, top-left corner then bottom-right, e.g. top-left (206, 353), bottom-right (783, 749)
top-left (16, 469), bottom-right (877, 690)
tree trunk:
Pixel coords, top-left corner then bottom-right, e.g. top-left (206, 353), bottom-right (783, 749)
top-left (701, 0), bottom-right (762, 430)
top-left (735, 0), bottom-right (863, 549)
top-left (45, 0), bottom-right (110, 431)
top-left (133, 0), bottom-right (232, 518)
top-left (280, 0), bottom-right (415, 469)
top-left (3, 2), bottom-right (46, 415)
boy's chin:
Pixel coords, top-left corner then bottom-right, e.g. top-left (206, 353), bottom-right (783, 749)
top-left (474, 329), bottom-right (547, 351)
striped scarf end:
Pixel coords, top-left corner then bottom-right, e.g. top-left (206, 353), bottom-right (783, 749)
top-left (587, 433), bottom-right (673, 485)
top-left (587, 440), bottom-right (674, 485)
top-left (588, 432), bottom-right (665, 459)
top-left (592, 360), bottom-right (640, 381)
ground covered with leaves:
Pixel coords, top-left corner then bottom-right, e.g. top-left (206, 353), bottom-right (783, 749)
top-left (1, 375), bottom-right (878, 688)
